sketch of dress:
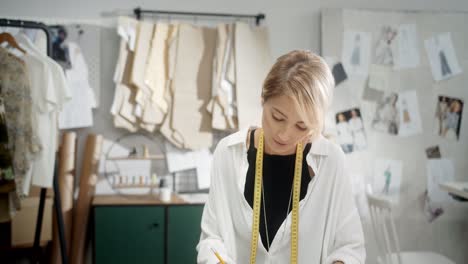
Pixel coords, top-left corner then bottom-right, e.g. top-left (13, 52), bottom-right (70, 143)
top-left (401, 99), bottom-right (411, 124)
top-left (439, 50), bottom-right (451, 76)
top-left (351, 35), bottom-right (361, 66)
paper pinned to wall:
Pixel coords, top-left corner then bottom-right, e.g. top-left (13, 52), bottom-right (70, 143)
top-left (342, 31), bottom-right (372, 76)
top-left (427, 159), bottom-right (455, 203)
top-left (397, 90), bottom-right (423, 137)
top-left (368, 64), bottom-right (391, 91)
top-left (194, 148), bottom-right (213, 189)
top-left (165, 142), bottom-right (197, 173)
top-left (424, 32), bottom-right (462, 82)
top-left (393, 24), bottom-right (421, 69)
top-left (165, 143), bottom-right (213, 189)
top-left (373, 159), bottom-right (403, 202)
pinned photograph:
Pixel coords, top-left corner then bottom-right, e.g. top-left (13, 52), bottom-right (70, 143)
top-left (425, 33), bottom-right (462, 81)
top-left (374, 25), bottom-right (398, 66)
top-left (425, 146), bottom-right (441, 159)
top-left (397, 90), bottom-right (422, 137)
top-left (373, 159), bottom-right (403, 202)
top-left (371, 92), bottom-right (399, 135)
top-left (332, 62), bottom-right (348, 86)
top-left (435, 96), bottom-right (463, 140)
top-left (50, 25), bottom-right (72, 70)
top-left (342, 31), bottom-right (372, 76)
top-left (393, 24), bottom-right (420, 69)
top-left (335, 108), bottom-right (367, 154)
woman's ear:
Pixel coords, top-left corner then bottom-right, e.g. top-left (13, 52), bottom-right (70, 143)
top-left (261, 97), bottom-right (265, 106)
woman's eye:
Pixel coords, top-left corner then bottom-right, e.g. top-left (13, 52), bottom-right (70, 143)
top-left (272, 115), bottom-right (284, 121)
top-left (296, 125), bottom-right (307, 131)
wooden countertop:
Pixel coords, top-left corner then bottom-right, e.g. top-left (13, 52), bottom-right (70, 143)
top-left (92, 194), bottom-right (194, 206)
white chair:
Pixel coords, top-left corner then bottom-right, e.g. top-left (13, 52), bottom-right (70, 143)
top-left (366, 191), bottom-right (455, 264)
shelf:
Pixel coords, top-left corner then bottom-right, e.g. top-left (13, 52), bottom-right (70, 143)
top-left (107, 155), bottom-right (165, 161)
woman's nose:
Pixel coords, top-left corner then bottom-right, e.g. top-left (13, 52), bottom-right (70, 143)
top-left (277, 128), bottom-right (291, 142)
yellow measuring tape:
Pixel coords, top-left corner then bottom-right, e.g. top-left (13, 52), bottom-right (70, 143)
top-left (250, 129), bottom-right (303, 264)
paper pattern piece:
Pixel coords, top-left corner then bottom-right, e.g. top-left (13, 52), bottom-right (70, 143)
top-left (235, 23), bottom-right (273, 129)
top-left (342, 31), bottom-right (372, 76)
top-left (424, 32), bottom-right (462, 81)
top-left (171, 25), bottom-right (215, 150)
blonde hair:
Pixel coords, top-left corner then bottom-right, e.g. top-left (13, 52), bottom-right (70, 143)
top-left (262, 50), bottom-right (334, 138)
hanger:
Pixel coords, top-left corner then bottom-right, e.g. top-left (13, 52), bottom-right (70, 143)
top-left (0, 32), bottom-right (27, 54)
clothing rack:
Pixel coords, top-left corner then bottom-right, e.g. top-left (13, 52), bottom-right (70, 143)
top-left (133, 7), bottom-right (266, 25)
top-left (0, 18), bottom-right (68, 264)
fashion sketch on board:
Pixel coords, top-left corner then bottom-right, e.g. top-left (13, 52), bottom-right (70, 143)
top-left (372, 93), bottom-right (399, 135)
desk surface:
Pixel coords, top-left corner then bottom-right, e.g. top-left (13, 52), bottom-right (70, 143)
top-left (439, 181), bottom-right (468, 200)
top-left (92, 194), bottom-right (199, 206)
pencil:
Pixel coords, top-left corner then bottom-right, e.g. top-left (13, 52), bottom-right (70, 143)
top-left (210, 247), bottom-right (226, 264)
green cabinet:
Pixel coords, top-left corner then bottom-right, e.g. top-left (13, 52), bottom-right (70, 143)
top-left (94, 203), bottom-right (204, 264)
top-left (167, 206), bottom-right (204, 264)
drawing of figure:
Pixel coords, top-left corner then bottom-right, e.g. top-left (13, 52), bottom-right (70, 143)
top-left (382, 165), bottom-right (392, 194)
top-left (434, 36), bottom-right (452, 78)
top-left (351, 34), bottom-right (361, 67)
top-left (401, 99), bottom-right (411, 124)
top-left (373, 93), bottom-right (399, 135)
top-left (375, 26), bottom-right (397, 65)
top-left (439, 50), bottom-right (452, 77)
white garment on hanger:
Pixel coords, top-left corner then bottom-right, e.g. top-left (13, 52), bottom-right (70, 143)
top-left (15, 33), bottom-right (71, 190)
top-left (58, 42), bottom-right (95, 129)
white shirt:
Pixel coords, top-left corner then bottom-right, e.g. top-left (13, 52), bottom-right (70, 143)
top-left (15, 34), bottom-right (71, 190)
top-left (197, 128), bottom-right (366, 264)
top-left (59, 42), bottom-right (95, 129)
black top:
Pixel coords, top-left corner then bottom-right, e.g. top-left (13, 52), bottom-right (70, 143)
top-left (244, 129), bottom-right (312, 251)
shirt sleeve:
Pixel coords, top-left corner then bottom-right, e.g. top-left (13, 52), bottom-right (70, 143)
top-left (197, 142), bottom-right (237, 264)
top-left (324, 150), bottom-right (366, 264)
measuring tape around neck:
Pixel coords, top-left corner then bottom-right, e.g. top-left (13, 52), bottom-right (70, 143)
top-left (250, 129), bottom-right (303, 264)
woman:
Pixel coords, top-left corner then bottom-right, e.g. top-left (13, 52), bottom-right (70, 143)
top-left (348, 110), bottom-right (367, 151)
top-left (442, 100), bottom-right (462, 140)
top-left (197, 50), bottom-right (365, 264)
